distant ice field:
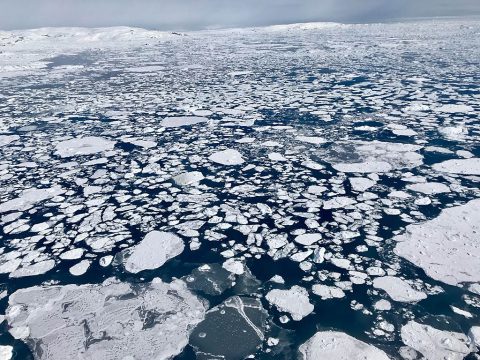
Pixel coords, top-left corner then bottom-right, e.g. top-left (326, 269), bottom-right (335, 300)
top-left (0, 18), bottom-right (479, 360)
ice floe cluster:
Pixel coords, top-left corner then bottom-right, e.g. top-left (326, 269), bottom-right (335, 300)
top-left (0, 17), bottom-right (479, 360)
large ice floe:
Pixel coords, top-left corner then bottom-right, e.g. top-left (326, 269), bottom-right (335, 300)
top-left (55, 136), bottom-right (116, 158)
top-left (394, 199), bottom-right (480, 286)
top-left (401, 321), bottom-right (472, 360)
top-left (160, 116), bottom-right (208, 128)
top-left (432, 158), bottom-right (480, 175)
top-left (6, 278), bottom-right (205, 360)
top-left (328, 141), bottom-right (423, 173)
top-left (120, 231), bottom-right (184, 273)
top-left (299, 331), bottom-right (389, 360)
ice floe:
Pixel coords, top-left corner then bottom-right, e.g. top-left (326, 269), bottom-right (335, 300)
top-left (401, 321), bottom-right (471, 360)
top-left (432, 158), bottom-right (480, 175)
top-left (266, 286), bottom-right (313, 321)
top-left (6, 278), bottom-right (205, 359)
top-left (394, 199), bottom-right (480, 286)
top-left (209, 149), bottom-right (245, 165)
top-left (373, 276), bottom-right (427, 303)
top-left (0, 186), bottom-right (63, 213)
top-left (160, 116), bottom-right (208, 128)
top-left (173, 171), bottom-right (205, 186)
top-left (299, 331), bottom-right (389, 360)
top-left (55, 136), bottom-right (116, 158)
top-left (121, 231), bottom-right (184, 273)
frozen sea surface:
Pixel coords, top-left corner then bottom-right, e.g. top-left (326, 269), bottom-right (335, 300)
top-left (0, 17), bottom-right (479, 359)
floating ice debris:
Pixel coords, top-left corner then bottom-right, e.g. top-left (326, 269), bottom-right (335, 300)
top-left (295, 233), bottom-right (322, 246)
top-left (401, 321), bottom-right (471, 360)
top-left (6, 278), bottom-right (205, 360)
top-left (222, 258), bottom-right (245, 275)
top-left (392, 128), bottom-right (417, 137)
top-left (121, 137), bottom-right (156, 149)
top-left (329, 141), bottom-right (423, 173)
top-left (173, 171), bottom-right (205, 186)
top-left (299, 331), bottom-right (389, 360)
top-left (373, 276), bottom-right (427, 303)
top-left (435, 104), bottom-right (474, 113)
top-left (349, 177), bottom-right (376, 192)
top-left (296, 136), bottom-right (327, 145)
top-left (432, 158), bottom-right (480, 175)
top-left (312, 284), bottom-right (345, 300)
top-left (99, 255), bottom-right (113, 267)
top-left (59, 248), bottom-right (84, 260)
top-left (0, 346), bottom-right (12, 360)
top-left (450, 306), bottom-right (473, 318)
top-left (406, 182), bottom-right (450, 195)
top-left (190, 296), bottom-right (267, 360)
top-left (69, 260), bottom-right (90, 276)
top-left (439, 126), bottom-right (468, 140)
top-left (266, 286), bottom-right (313, 321)
top-left (0, 135), bottom-right (19, 147)
top-left (10, 260), bottom-right (55, 278)
top-left (373, 299), bottom-right (392, 311)
top-left (0, 186), bottom-right (63, 213)
top-left (268, 152), bottom-right (287, 161)
top-left (55, 136), bottom-right (116, 158)
top-left (469, 327), bottom-right (480, 349)
top-left (122, 231), bottom-right (184, 273)
top-left (323, 196), bottom-right (356, 210)
top-left (394, 199), bottom-right (480, 286)
top-left (209, 149), bottom-right (245, 165)
top-left (333, 161), bottom-right (392, 173)
top-left (160, 116), bottom-right (208, 128)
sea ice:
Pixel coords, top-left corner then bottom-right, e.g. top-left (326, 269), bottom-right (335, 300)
top-left (122, 231), bottom-right (184, 273)
top-left (394, 199), bottom-right (480, 286)
top-left (435, 104), bottom-right (474, 113)
top-left (0, 135), bottom-right (19, 147)
top-left (209, 149), bottom-right (245, 165)
top-left (0, 187), bottom-right (64, 213)
top-left (160, 116), bottom-right (208, 128)
top-left (401, 321), bottom-right (471, 360)
top-left (6, 278), bottom-right (205, 360)
top-left (9, 260), bottom-right (55, 278)
top-left (173, 171), bottom-right (205, 186)
top-left (312, 284), bottom-right (345, 300)
top-left (55, 136), bottom-right (116, 158)
top-left (266, 286), bottom-right (314, 321)
top-left (406, 182), bottom-right (450, 195)
top-left (299, 331), bottom-right (389, 360)
top-left (373, 276), bottom-right (427, 303)
top-left (294, 233), bottom-right (322, 246)
top-left (432, 158), bottom-right (480, 175)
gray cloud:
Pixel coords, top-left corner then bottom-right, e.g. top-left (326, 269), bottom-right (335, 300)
top-left (1, 0), bottom-right (479, 30)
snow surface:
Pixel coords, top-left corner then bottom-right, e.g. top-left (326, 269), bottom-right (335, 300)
top-left (266, 286), bottom-right (314, 321)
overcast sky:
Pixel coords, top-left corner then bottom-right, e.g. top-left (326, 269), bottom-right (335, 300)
top-left (1, 0), bottom-right (479, 30)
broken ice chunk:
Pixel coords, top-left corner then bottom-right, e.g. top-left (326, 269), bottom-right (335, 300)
top-left (122, 231), bottom-right (184, 273)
